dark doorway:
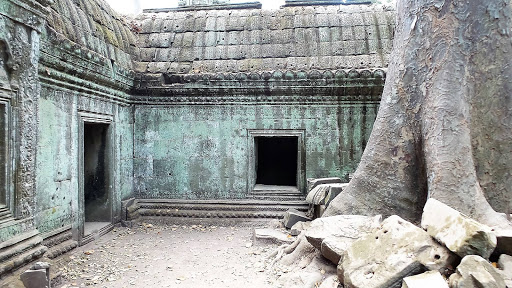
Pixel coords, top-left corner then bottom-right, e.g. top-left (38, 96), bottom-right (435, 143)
top-left (255, 136), bottom-right (298, 186)
top-left (83, 123), bottom-right (111, 235)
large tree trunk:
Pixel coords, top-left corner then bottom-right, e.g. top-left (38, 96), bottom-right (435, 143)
top-left (325, 0), bottom-right (512, 228)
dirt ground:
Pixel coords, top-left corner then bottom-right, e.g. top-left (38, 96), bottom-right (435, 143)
top-left (54, 222), bottom-right (284, 288)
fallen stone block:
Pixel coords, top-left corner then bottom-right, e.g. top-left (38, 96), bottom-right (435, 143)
top-left (20, 262), bottom-right (50, 288)
top-left (290, 221), bottom-right (311, 236)
top-left (306, 184), bottom-right (331, 205)
top-left (305, 215), bottom-right (382, 250)
top-left (449, 255), bottom-right (506, 288)
top-left (498, 254), bottom-right (512, 287)
top-left (321, 236), bottom-right (351, 265)
top-left (307, 177), bottom-right (342, 192)
top-left (305, 215), bottom-right (381, 265)
top-left (401, 271), bottom-right (448, 288)
top-left (494, 229), bottom-right (512, 256)
top-left (284, 209), bottom-right (311, 229)
top-left (325, 183), bottom-right (348, 207)
top-left (339, 215), bottom-right (458, 288)
top-left (421, 198), bottom-right (497, 259)
top-left (253, 228), bottom-right (294, 245)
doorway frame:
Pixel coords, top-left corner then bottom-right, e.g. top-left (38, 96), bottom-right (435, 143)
top-left (75, 111), bottom-right (114, 245)
top-left (0, 92), bottom-right (15, 218)
top-left (247, 129), bottom-right (306, 195)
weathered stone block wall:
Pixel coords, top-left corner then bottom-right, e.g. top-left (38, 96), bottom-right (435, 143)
top-left (34, 0), bottom-right (136, 234)
top-left (133, 102), bottom-right (378, 199)
top-left (0, 0), bottom-right (48, 244)
top-left (35, 89), bottom-right (134, 233)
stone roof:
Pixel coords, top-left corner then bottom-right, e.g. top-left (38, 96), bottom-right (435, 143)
top-left (133, 4), bottom-right (395, 75)
top-left (45, 0), bottom-right (137, 67)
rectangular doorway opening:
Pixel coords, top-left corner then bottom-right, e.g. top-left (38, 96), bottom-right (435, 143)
top-left (83, 123), bottom-right (111, 237)
top-left (255, 136), bottom-right (298, 186)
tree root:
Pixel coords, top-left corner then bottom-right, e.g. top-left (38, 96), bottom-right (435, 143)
top-left (266, 233), bottom-right (338, 288)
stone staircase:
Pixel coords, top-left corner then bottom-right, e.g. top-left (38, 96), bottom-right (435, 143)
top-left (41, 226), bottom-right (78, 259)
top-left (248, 185), bottom-right (306, 201)
top-left (128, 198), bottom-right (309, 224)
top-left (0, 206), bottom-right (14, 225)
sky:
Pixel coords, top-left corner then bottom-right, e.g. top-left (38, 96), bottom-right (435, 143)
top-left (105, 0), bottom-right (285, 15)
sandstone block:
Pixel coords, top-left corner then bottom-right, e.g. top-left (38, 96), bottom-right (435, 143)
top-left (20, 264), bottom-right (50, 288)
top-left (305, 215), bottom-right (382, 265)
top-left (339, 215), bottom-right (458, 288)
top-left (306, 184), bottom-right (331, 205)
top-left (421, 198), bottom-right (497, 259)
top-left (283, 209), bottom-right (311, 229)
top-left (325, 183), bottom-right (348, 207)
top-left (321, 236), bottom-right (351, 265)
top-left (401, 271), bottom-right (448, 288)
top-left (305, 215), bottom-right (381, 250)
top-left (498, 254), bottom-right (512, 287)
top-left (253, 228), bottom-right (294, 245)
top-left (449, 255), bottom-right (506, 288)
top-left (290, 221), bottom-right (311, 236)
top-left (307, 177), bottom-right (342, 192)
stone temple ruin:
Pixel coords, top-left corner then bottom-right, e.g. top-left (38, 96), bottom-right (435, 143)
top-left (0, 0), bottom-right (399, 279)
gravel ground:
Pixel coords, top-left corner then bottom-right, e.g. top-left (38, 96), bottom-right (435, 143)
top-left (55, 222), bottom-right (283, 288)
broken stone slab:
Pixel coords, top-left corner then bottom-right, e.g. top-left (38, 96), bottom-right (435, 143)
top-left (290, 221), bottom-right (311, 236)
top-left (307, 177), bottom-right (342, 192)
top-left (493, 229), bottom-right (512, 256)
top-left (339, 215), bottom-right (458, 288)
top-left (253, 228), bottom-right (294, 245)
top-left (449, 255), bottom-right (506, 288)
top-left (306, 184), bottom-right (331, 205)
top-left (20, 262), bottom-right (50, 288)
top-left (421, 198), bottom-right (497, 259)
top-left (401, 271), bottom-right (448, 288)
top-left (305, 215), bottom-right (382, 250)
top-left (284, 209), bottom-right (311, 229)
top-left (321, 236), bottom-right (350, 265)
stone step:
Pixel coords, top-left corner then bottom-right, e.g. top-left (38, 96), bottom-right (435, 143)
top-left (139, 209), bottom-right (291, 219)
top-left (45, 239), bottom-right (78, 259)
top-left (0, 207), bottom-right (14, 224)
top-left (249, 194), bottom-right (305, 201)
top-left (42, 226), bottom-right (72, 248)
top-left (0, 230), bottom-right (46, 276)
top-left (132, 199), bottom-right (309, 221)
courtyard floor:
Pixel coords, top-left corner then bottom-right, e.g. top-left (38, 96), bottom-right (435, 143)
top-left (55, 222), bottom-right (281, 288)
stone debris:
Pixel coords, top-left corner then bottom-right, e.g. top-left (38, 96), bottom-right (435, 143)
top-left (253, 228), bottom-right (294, 245)
top-left (421, 198), bottom-right (497, 259)
top-left (401, 271), bottom-right (448, 288)
top-left (305, 215), bottom-right (382, 264)
top-left (497, 254), bottom-right (512, 287)
top-left (283, 209), bottom-right (312, 229)
top-left (325, 183), bottom-right (349, 207)
top-left (306, 177), bottom-right (343, 193)
top-left (449, 255), bottom-right (506, 288)
top-left (20, 262), bottom-right (50, 288)
top-left (290, 221), bottom-right (311, 236)
top-left (339, 215), bottom-right (458, 288)
top-left (306, 184), bottom-right (332, 205)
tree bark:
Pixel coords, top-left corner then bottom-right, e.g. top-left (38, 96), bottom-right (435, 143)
top-left (325, 0), bottom-right (512, 228)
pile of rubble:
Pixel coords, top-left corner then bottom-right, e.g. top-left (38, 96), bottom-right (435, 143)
top-left (281, 178), bottom-right (512, 288)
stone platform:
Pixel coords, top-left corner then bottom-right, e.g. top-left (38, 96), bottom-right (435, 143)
top-left (127, 198), bottom-right (309, 224)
